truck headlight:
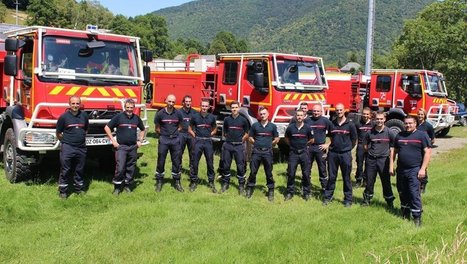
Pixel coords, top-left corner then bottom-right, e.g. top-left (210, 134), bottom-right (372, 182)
top-left (24, 132), bottom-right (57, 145)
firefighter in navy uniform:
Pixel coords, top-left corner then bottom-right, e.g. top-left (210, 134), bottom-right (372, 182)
top-left (284, 109), bottom-right (314, 201)
top-left (104, 99), bottom-right (145, 195)
top-left (391, 116), bottom-right (431, 227)
top-left (361, 112), bottom-right (396, 207)
top-left (245, 107), bottom-right (279, 201)
top-left (187, 99), bottom-right (217, 193)
top-left (308, 104), bottom-right (333, 193)
top-left (416, 108), bottom-right (435, 193)
top-left (154, 94), bottom-right (184, 192)
top-left (179, 95), bottom-right (197, 174)
top-left (56, 96), bottom-right (89, 199)
top-left (221, 101), bottom-right (249, 194)
top-left (355, 107), bottom-right (373, 187)
top-left (323, 103), bottom-right (357, 207)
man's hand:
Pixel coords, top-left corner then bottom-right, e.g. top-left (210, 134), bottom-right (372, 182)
top-left (418, 169), bottom-right (426, 179)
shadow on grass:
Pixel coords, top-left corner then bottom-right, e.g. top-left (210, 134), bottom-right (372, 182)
top-left (23, 147), bottom-right (149, 193)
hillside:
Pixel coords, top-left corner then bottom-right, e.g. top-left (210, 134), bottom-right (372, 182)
top-left (155, 0), bottom-right (435, 63)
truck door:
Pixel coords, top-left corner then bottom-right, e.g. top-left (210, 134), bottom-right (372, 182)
top-left (241, 59), bottom-right (271, 109)
top-left (370, 73), bottom-right (393, 109)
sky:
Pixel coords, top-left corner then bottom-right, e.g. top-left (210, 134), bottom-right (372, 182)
top-left (97, 0), bottom-right (193, 17)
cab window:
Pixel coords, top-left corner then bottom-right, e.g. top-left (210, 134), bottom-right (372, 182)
top-left (375, 76), bottom-right (391, 92)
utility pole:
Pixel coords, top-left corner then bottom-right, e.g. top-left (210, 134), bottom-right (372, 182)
top-left (364, 0), bottom-right (375, 76)
top-left (15, 0), bottom-right (19, 25)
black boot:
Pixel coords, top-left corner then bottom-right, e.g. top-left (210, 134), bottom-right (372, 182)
top-left (413, 216), bottom-right (422, 227)
top-left (189, 181), bottom-right (197, 192)
top-left (238, 184), bottom-right (245, 195)
top-left (113, 185), bottom-right (122, 196)
top-left (221, 183), bottom-right (229, 193)
top-left (267, 189), bottom-right (274, 202)
top-left (155, 180), bottom-right (163, 192)
top-left (208, 181), bottom-right (217, 193)
top-left (284, 193), bottom-right (293, 201)
top-left (401, 208), bottom-right (411, 220)
top-left (174, 180), bottom-right (184, 192)
top-left (245, 187), bottom-right (253, 198)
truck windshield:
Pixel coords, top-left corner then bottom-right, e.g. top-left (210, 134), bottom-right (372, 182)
top-left (425, 74), bottom-right (447, 95)
top-left (275, 59), bottom-right (325, 90)
top-left (41, 36), bottom-right (139, 83)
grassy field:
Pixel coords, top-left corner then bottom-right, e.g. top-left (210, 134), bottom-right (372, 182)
top-left (0, 114), bottom-right (466, 263)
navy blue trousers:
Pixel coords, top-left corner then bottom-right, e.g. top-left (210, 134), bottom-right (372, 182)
top-left (179, 132), bottom-right (194, 171)
top-left (221, 142), bottom-right (246, 184)
top-left (397, 167), bottom-right (422, 218)
top-left (190, 138), bottom-right (215, 182)
top-left (325, 151), bottom-right (353, 203)
top-left (309, 144), bottom-right (328, 190)
top-left (156, 136), bottom-right (181, 180)
top-left (113, 144), bottom-right (138, 187)
top-left (355, 143), bottom-right (367, 182)
top-left (58, 143), bottom-right (86, 193)
top-left (247, 148), bottom-right (275, 190)
top-left (286, 149), bottom-right (311, 195)
top-left (363, 156), bottom-right (395, 202)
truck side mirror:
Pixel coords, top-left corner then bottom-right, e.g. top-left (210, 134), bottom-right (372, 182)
top-left (143, 65), bottom-right (151, 84)
top-left (253, 72), bottom-right (268, 94)
top-left (142, 50), bottom-right (153, 63)
top-left (4, 55), bottom-right (17, 76)
top-left (408, 83), bottom-right (422, 98)
top-left (5, 38), bottom-right (25, 52)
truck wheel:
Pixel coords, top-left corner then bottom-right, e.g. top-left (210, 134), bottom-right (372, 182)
top-left (386, 119), bottom-right (405, 134)
top-left (3, 128), bottom-right (35, 183)
top-left (436, 127), bottom-right (450, 137)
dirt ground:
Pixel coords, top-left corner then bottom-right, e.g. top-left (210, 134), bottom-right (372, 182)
top-left (431, 126), bottom-right (467, 157)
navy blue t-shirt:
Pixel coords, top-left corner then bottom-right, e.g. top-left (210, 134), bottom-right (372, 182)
top-left (249, 121), bottom-right (278, 149)
top-left (107, 112), bottom-right (145, 145)
top-left (285, 123), bottom-right (313, 151)
top-left (364, 126), bottom-right (396, 157)
top-left (309, 116), bottom-right (332, 145)
top-left (179, 107), bottom-right (198, 133)
top-left (356, 120), bottom-right (374, 144)
top-left (417, 121), bottom-right (435, 143)
top-left (395, 129), bottom-right (431, 169)
top-left (154, 108), bottom-right (183, 137)
top-left (190, 112), bottom-right (216, 138)
top-left (56, 110), bottom-right (89, 147)
top-left (223, 115), bottom-right (249, 143)
top-left (329, 118), bottom-right (357, 152)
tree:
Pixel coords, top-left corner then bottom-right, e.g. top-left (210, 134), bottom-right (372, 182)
top-left (391, 0), bottom-right (467, 101)
top-left (0, 2), bottom-right (7, 23)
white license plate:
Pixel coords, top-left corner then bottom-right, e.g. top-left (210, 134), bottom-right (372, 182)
top-left (86, 137), bottom-right (111, 146)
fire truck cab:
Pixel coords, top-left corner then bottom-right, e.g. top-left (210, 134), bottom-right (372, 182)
top-left (0, 25), bottom-right (150, 182)
top-left (367, 69), bottom-right (457, 135)
top-left (147, 52), bottom-right (328, 138)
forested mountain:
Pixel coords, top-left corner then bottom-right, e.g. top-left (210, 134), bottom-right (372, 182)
top-left (155, 0), bottom-right (435, 63)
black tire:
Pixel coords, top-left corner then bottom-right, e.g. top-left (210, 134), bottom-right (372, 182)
top-left (436, 127), bottom-right (450, 137)
top-left (386, 119), bottom-right (405, 134)
top-left (3, 128), bottom-right (36, 183)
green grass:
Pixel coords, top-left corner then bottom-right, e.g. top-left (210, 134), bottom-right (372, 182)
top-left (0, 116), bottom-right (466, 263)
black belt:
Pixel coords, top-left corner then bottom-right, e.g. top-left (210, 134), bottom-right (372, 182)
top-left (291, 149), bottom-right (306, 154)
top-left (329, 149), bottom-right (351, 154)
top-left (161, 135), bottom-right (178, 138)
top-left (255, 147), bottom-right (271, 151)
top-left (368, 155), bottom-right (388, 159)
top-left (196, 137), bottom-right (211, 140)
top-left (228, 142), bottom-right (243, 145)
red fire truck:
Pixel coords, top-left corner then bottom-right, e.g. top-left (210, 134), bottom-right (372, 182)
top-left (0, 25), bottom-right (150, 182)
top-left (147, 52), bottom-right (360, 136)
top-left (328, 69), bottom-right (457, 135)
